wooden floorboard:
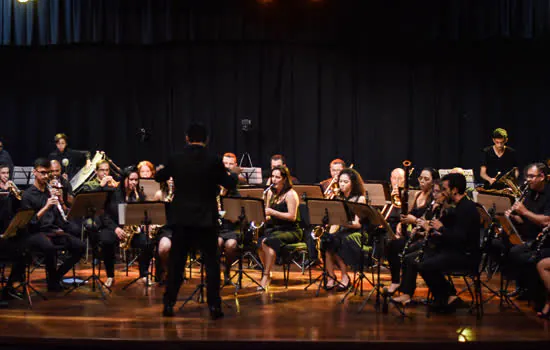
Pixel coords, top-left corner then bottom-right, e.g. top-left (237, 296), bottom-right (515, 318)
top-left (1, 262), bottom-right (550, 350)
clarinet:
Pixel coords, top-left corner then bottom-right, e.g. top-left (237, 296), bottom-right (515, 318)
top-left (399, 200), bottom-right (435, 265)
top-left (47, 182), bottom-right (68, 222)
top-left (415, 204), bottom-right (444, 264)
top-left (530, 226), bottom-right (550, 262)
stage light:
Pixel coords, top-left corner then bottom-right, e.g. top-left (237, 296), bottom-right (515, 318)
top-left (17, 0), bottom-right (31, 3)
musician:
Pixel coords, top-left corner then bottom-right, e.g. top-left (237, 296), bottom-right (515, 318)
top-left (320, 159), bottom-right (346, 192)
top-left (156, 123), bottom-right (238, 319)
top-left (50, 160), bottom-right (74, 208)
top-left (386, 168), bottom-right (439, 294)
top-left (81, 160), bottom-right (119, 192)
top-left (480, 128), bottom-right (519, 189)
top-left (137, 160), bottom-right (155, 179)
top-left (48, 133), bottom-right (91, 180)
top-left (0, 164), bottom-right (20, 232)
top-left (154, 178), bottom-right (175, 283)
top-left (0, 139), bottom-right (14, 176)
top-left (20, 158), bottom-right (86, 291)
top-left (391, 179), bottom-right (447, 305)
top-left (222, 153), bottom-right (247, 185)
top-left (536, 233), bottom-right (550, 319)
top-left (258, 165), bottom-right (302, 290)
top-left (323, 168), bottom-right (367, 291)
top-left (263, 154), bottom-right (299, 185)
top-left (419, 173), bottom-right (480, 313)
top-left (505, 163), bottom-right (550, 302)
top-left (0, 235), bottom-right (25, 306)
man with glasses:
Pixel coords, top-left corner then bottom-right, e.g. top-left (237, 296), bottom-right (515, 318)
top-left (81, 160), bottom-right (118, 192)
top-left (505, 163), bottom-right (550, 302)
top-left (20, 158), bottom-right (86, 292)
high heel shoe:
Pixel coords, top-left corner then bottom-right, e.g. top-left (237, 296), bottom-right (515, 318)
top-left (391, 294), bottom-right (412, 306)
top-left (105, 277), bottom-right (114, 288)
top-left (325, 275), bottom-right (337, 291)
top-left (257, 274), bottom-right (272, 291)
top-left (336, 274), bottom-right (351, 292)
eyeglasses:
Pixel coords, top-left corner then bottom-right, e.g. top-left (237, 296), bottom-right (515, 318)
top-left (35, 170), bottom-right (51, 176)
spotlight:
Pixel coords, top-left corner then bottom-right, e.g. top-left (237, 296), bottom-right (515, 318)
top-left (17, 0), bottom-right (31, 3)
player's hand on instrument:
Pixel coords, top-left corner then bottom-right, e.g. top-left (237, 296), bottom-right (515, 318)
top-left (100, 176), bottom-right (113, 187)
top-left (115, 227), bottom-right (125, 240)
top-left (265, 208), bottom-right (276, 218)
top-left (46, 197), bottom-right (60, 209)
top-left (511, 202), bottom-right (527, 216)
top-left (429, 219), bottom-right (443, 231)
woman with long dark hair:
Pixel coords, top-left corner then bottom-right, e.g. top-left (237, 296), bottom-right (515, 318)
top-left (323, 168), bottom-right (368, 291)
top-left (258, 165), bottom-right (302, 290)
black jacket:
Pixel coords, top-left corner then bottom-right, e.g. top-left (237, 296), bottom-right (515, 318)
top-left (156, 144), bottom-right (237, 228)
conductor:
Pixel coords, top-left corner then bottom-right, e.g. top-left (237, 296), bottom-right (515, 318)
top-left (156, 123), bottom-right (238, 319)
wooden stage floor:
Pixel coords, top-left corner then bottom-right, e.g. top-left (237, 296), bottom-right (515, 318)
top-left (1, 262), bottom-right (550, 350)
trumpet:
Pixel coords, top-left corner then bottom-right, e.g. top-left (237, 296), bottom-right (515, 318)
top-left (6, 181), bottom-right (22, 200)
top-left (323, 164), bottom-right (353, 199)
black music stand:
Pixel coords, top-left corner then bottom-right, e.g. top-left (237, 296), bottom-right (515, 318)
top-left (2, 209), bottom-right (42, 307)
top-left (293, 184), bottom-right (324, 204)
top-left (354, 203), bottom-right (395, 313)
top-left (221, 196), bottom-right (265, 294)
top-left (121, 202), bottom-right (166, 296)
top-left (64, 191), bottom-right (110, 299)
top-left (304, 199), bottom-right (353, 297)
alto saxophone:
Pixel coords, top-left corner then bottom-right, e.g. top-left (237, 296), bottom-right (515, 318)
top-left (120, 225), bottom-right (141, 250)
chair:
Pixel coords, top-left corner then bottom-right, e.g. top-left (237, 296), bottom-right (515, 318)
top-left (281, 204), bottom-right (313, 288)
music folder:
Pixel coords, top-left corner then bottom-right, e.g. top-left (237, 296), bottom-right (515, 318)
top-left (495, 214), bottom-right (523, 245)
top-left (1, 209), bottom-right (35, 240)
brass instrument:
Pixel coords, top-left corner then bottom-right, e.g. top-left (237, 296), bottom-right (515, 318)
top-left (323, 164), bottom-right (353, 199)
top-left (6, 181), bottom-right (22, 200)
top-left (148, 225), bottom-right (162, 240)
top-left (120, 225), bottom-right (141, 250)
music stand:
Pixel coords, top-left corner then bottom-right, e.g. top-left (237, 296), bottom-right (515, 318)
top-left (349, 203), bottom-right (395, 313)
top-left (364, 182), bottom-right (390, 208)
top-left (293, 184), bottom-right (324, 204)
top-left (1, 209), bottom-right (45, 307)
top-left (496, 215), bottom-right (523, 246)
top-left (476, 193), bottom-right (513, 215)
top-left (64, 191), bottom-right (110, 299)
top-left (139, 179), bottom-right (161, 201)
top-left (238, 187), bottom-right (264, 200)
top-left (120, 202), bottom-right (167, 296)
top-left (304, 199), bottom-right (353, 297)
top-left (241, 167), bottom-right (263, 185)
top-left (221, 196), bottom-right (265, 294)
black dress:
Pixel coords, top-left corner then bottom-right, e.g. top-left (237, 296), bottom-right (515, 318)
top-left (259, 200), bottom-right (303, 256)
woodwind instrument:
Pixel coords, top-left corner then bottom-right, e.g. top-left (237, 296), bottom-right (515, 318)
top-left (529, 225), bottom-right (550, 263)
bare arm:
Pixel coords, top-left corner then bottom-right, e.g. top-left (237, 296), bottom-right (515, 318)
top-left (480, 166), bottom-right (495, 184)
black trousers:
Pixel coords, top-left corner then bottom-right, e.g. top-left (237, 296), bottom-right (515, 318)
top-left (418, 251), bottom-right (478, 305)
top-left (508, 243), bottom-right (546, 308)
top-left (305, 229), bottom-right (318, 261)
top-left (398, 243), bottom-right (426, 296)
top-left (0, 238), bottom-right (25, 288)
top-left (386, 237), bottom-right (406, 284)
top-left (23, 232), bottom-right (86, 286)
top-left (164, 226), bottom-right (220, 308)
top-left (131, 232), bottom-right (154, 278)
top-left (91, 229), bottom-right (118, 278)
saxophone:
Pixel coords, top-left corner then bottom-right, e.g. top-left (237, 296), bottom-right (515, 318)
top-left (120, 225), bottom-right (141, 250)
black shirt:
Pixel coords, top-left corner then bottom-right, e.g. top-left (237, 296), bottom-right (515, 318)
top-left (517, 183), bottom-right (550, 241)
top-left (439, 196), bottom-right (480, 254)
top-left (49, 148), bottom-right (90, 179)
top-left (20, 185), bottom-right (65, 234)
top-left (481, 146), bottom-right (518, 188)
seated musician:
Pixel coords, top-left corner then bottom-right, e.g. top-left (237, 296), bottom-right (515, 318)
top-left (137, 160), bottom-right (155, 179)
top-left (219, 153), bottom-right (244, 283)
top-left (535, 226), bottom-right (550, 319)
top-left (20, 158), bottom-right (86, 292)
top-left (0, 233), bottom-right (26, 306)
top-left (320, 159), bottom-right (346, 192)
top-left (106, 167), bottom-right (152, 286)
top-left (386, 168), bottom-right (439, 294)
top-left (263, 154), bottom-right (299, 185)
top-left (50, 160), bottom-right (74, 208)
top-left (391, 179), bottom-right (447, 305)
top-left (81, 160), bottom-right (119, 192)
top-left (0, 164), bottom-right (21, 225)
top-left (48, 133), bottom-right (91, 180)
top-left (222, 153), bottom-right (247, 185)
top-left (419, 173), bottom-right (480, 313)
top-left (480, 128), bottom-right (519, 190)
top-left (323, 168), bottom-right (367, 291)
top-left (505, 163), bottom-right (550, 304)
top-left (153, 177), bottom-right (175, 283)
top-left (258, 165), bottom-right (302, 290)
top-left (0, 140), bottom-right (14, 177)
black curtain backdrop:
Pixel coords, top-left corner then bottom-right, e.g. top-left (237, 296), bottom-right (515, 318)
top-left (1, 0), bottom-right (549, 182)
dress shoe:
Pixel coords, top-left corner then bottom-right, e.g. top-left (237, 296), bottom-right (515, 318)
top-left (162, 304), bottom-right (175, 317)
top-left (507, 288), bottom-right (525, 298)
top-left (209, 305), bottom-right (224, 320)
top-left (47, 282), bottom-right (65, 292)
